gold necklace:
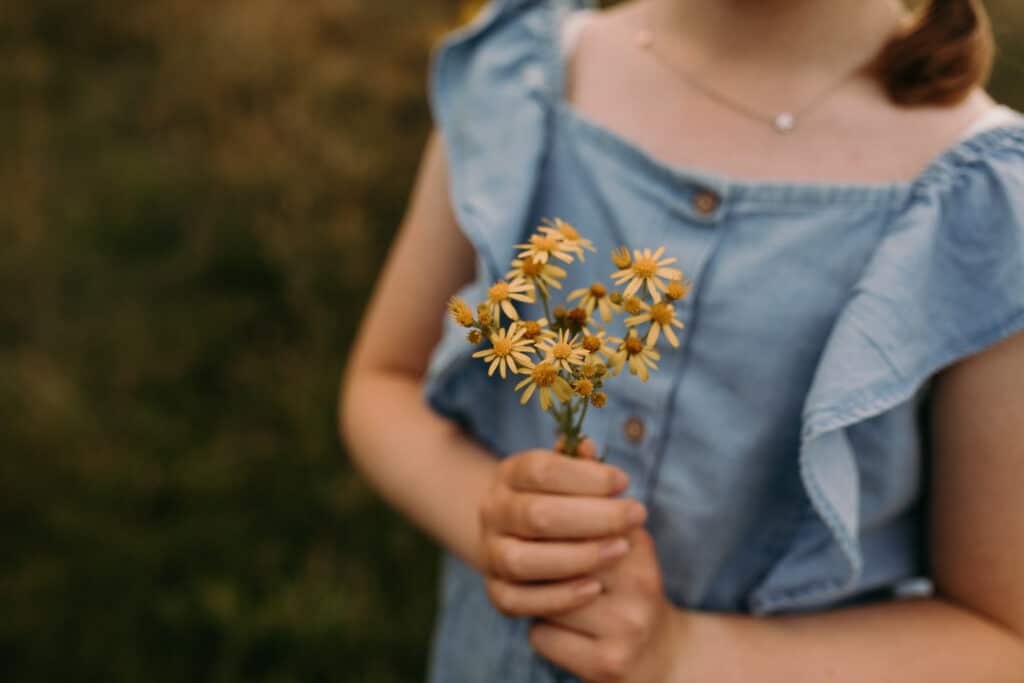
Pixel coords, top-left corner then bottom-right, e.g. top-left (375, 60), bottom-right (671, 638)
top-left (634, 5), bottom-right (874, 134)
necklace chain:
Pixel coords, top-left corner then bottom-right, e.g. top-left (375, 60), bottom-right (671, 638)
top-left (636, 4), bottom-right (872, 134)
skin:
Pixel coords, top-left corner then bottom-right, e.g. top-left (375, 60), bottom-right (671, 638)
top-left (341, 0), bottom-right (1024, 680)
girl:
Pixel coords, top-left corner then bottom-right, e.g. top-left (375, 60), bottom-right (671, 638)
top-left (341, 0), bottom-right (1024, 680)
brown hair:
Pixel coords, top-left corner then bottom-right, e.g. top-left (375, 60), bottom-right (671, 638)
top-left (871, 0), bottom-right (995, 106)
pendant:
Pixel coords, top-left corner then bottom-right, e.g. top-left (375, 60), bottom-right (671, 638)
top-left (773, 112), bottom-right (796, 133)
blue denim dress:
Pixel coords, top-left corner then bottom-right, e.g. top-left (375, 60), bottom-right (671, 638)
top-left (420, 1), bottom-right (1024, 680)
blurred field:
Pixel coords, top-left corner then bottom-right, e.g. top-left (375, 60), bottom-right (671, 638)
top-left (1, 1), bottom-right (1021, 681)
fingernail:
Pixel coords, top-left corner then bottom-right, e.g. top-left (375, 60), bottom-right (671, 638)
top-left (628, 503), bottom-right (647, 525)
top-left (612, 469), bottom-right (629, 490)
top-left (575, 580), bottom-right (602, 597)
top-left (600, 538), bottom-right (629, 560)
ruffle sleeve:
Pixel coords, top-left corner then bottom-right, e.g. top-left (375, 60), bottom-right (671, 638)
top-left (422, 0), bottom-right (593, 430)
top-left (752, 121), bottom-right (1024, 612)
top-left (428, 0), bottom-right (593, 280)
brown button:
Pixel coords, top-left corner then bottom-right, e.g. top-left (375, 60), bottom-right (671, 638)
top-left (623, 417), bottom-right (645, 443)
top-left (693, 189), bottom-right (720, 215)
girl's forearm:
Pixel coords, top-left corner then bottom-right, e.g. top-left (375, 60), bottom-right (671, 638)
top-left (340, 369), bottom-right (497, 571)
top-left (673, 596), bottom-right (1024, 682)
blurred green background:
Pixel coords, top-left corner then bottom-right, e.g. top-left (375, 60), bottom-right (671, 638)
top-left (1, 1), bottom-right (1021, 681)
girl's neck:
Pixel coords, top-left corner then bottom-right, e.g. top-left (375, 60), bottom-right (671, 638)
top-left (646, 0), bottom-right (911, 74)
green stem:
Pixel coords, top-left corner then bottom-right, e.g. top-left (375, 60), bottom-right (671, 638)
top-left (575, 397), bottom-right (590, 433)
top-left (539, 287), bottom-right (553, 324)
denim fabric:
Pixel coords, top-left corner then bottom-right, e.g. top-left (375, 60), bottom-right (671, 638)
top-left (421, 1), bottom-right (1024, 680)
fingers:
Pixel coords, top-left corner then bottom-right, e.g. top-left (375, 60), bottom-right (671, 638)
top-left (530, 622), bottom-right (631, 683)
top-left (577, 438), bottom-right (599, 461)
top-left (482, 490), bottom-right (648, 540)
top-left (485, 576), bottom-right (602, 618)
top-left (502, 448), bottom-right (628, 496)
top-left (553, 437), bottom-right (600, 461)
top-left (485, 535), bottom-right (631, 582)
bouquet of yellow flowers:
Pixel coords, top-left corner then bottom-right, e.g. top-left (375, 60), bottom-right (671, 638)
top-left (448, 218), bottom-right (691, 457)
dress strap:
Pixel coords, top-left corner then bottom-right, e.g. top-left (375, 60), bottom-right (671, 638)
top-left (958, 103), bottom-right (1022, 140)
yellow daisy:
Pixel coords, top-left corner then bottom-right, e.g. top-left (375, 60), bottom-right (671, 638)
top-left (486, 277), bottom-right (534, 324)
top-left (448, 296), bottom-right (475, 327)
top-left (536, 218), bottom-right (596, 262)
top-left (515, 360), bottom-right (573, 411)
top-left (536, 329), bottom-right (587, 373)
top-left (580, 326), bottom-right (617, 360)
top-left (666, 277), bottom-right (693, 302)
top-left (608, 329), bottom-right (661, 382)
top-left (471, 326), bottom-right (534, 379)
top-left (506, 256), bottom-right (567, 297)
top-left (610, 247), bottom-right (683, 302)
top-left (625, 300), bottom-right (685, 348)
top-left (511, 316), bottom-right (557, 344)
top-left (610, 246), bottom-right (631, 269)
top-left (515, 231), bottom-right (577, 265)
top-left (567, 281), bottom-right (621, 323)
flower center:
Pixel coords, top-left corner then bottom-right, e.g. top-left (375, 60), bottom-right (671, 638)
top-left (531, 235), bottom-right (559, 252)
top-left (625, 337), bottom-right (645, 355)
top-left (588, 282), bottom-right (607, 298)
top-left (492, 338), bottom-right (513, 356)
top-left (568, 308), bottom-right (588, 327)
top-left (632, 256), bottom-right (658, 279)
top-left (520, 258), bottom-right (543, 277)
top-left (522, 321), bottom-right (542, 339)
top-left (488, 282), bottom-right (510, 302)
top-left (573, 379), bottom-right (594, 397)
top-left (552, 342), bottom-right (572, 360)
top-left (624, 297), bottom-right (644, 315)
top-left (531, 362), bottom-right (557, 387)
top-left (582, 335), bottom-right (601, 353)
top-left (650, 303), bottom-right (674, 325)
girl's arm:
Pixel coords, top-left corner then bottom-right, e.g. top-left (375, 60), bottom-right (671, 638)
top-left (532, 330), bottom-right (1024, 682)
top-left (339, 129), bottom-right (496, 569)
top-left (670, 330), bottom-right (1024, 681)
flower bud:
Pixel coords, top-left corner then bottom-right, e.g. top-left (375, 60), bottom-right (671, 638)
top-left (611, 246), bottom-right (631, 269)
top-left (448, 296), bottom-right (475, 327)
top-left (666, 278), bottom-right (692, 302)
top-left (591, 391), bottom-right (608, 408)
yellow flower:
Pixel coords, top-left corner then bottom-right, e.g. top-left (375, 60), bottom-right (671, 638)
top-left (536, 218), bottom-right (596, 262)
top-left (515, 230), bottom-right (577, 265)
top-left (486, 277), bottom-right (534, 324)
top-left (666, 277), bottom-right (693, 302)
top-left (611, 247), bottom-right (683, 302)
top-left (608, 329), bottom-right (661, 382)
top-left (567, 281), bottom-right (621, 323)
top-left (471, 326), bottom-right (534, 379)
top-left (515, 360), bottom-right (572, 411)
top-left (536, 329), bottom-right (587, 373)
top-left (625, 300), bottom-right (685, 348)
top-left (572, 378), bottom-right (594, 398)
top-left (580, 358), bottom-right (608, 379)
top-left (610, 246), bottom-right (631, 269)
top-left (591, 391), bottom-right (608, 408)
top-left (467, 329), bottom-right (483, 344)
top-left (506, 257), bottom-right (567, 297)
top-left (622, 295), bottom-right (644, 315)
top-left (511, 317), bottom-right (556, 344)
top-left (448, 296), bottom-right (475, 327)
top-left (580, 327), bottom-right (616, 360)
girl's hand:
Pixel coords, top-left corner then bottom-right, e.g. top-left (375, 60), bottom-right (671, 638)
top-left (529, 527), bottom-right (687, 683)
top-left (477, 442), bottom-right (648, 618)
